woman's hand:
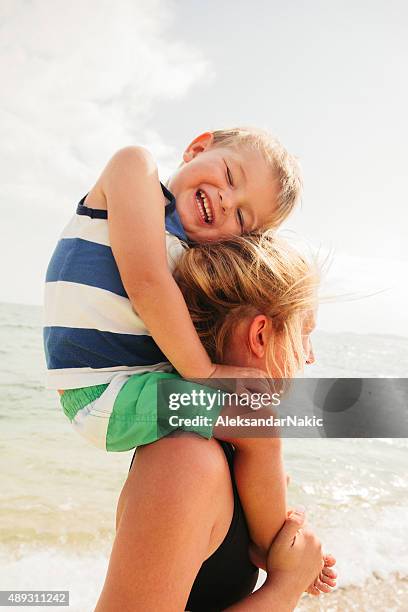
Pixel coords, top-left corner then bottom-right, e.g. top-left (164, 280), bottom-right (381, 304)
top-left (227, 509), bottom-right (334, 611)
top-left (249, 505), bottom-right (337, 599)
top-left (267, 508), bottom-right (337, 598)
top-left (266, 508), bottom-right (322, 574)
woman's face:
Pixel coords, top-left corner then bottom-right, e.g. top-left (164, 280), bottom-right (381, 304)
top-left (301, 310), bottom-right (316, 366)
top-left (222, 310), bottom-right (317, 377)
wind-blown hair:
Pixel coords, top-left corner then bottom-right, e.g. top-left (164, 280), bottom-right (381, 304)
top-left (176, 230), bottom-right (318, 378)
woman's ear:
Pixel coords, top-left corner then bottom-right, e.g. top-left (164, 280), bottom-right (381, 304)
top-left (248, 315), bottom-right (270, 358)
top-left (183, 132), bottom-right (214, 162)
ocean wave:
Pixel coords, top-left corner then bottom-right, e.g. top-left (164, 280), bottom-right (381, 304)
top-left (0, 548), bottom-right (108, 612)
top-left (2, 541), bottom-right (407, 612)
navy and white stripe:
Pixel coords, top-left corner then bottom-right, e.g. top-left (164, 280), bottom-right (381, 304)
top-left (44, 184), bottom-right (188, 389)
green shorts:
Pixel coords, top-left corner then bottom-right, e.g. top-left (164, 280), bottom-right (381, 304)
top-left (60, 371), bottom-right (223, 451)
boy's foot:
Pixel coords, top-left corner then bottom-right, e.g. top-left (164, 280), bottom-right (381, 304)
top-left (306, 554), bottom-right (337, 595)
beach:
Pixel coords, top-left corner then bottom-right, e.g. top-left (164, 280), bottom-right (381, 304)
top-left (1, 301), bottom-right (408, 610)
top-left (297, 575), bottom-right (408, 611)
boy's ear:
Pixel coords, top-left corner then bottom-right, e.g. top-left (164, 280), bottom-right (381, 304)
top-left (183, 132), bottom-right (214, 162)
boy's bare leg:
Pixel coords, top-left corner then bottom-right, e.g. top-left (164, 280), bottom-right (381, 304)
top-left (214, 404), bottom-right (287, 558)
top-left (232, 436), bottom-right (287, 556)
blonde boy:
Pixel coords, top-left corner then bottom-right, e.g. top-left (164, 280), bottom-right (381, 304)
top-left (44, 126), bottom-right (302, 559)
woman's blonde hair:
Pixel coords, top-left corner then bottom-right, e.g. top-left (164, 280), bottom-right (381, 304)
top-left (176, 230), bottom-right (319, 378)
top-left (212, 127), bottom-right (303, 228)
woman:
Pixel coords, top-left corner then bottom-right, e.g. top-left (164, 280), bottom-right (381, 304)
top-left (95, 232), bottom-right (337, 611)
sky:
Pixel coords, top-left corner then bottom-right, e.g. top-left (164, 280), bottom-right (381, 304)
top-left (0, 0), bottom-right (407, 337)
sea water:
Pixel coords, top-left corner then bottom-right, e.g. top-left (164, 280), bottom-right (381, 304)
top-left (1, 302), bottom-right (407, 610)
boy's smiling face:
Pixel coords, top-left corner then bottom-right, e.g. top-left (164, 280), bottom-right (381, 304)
top-left (167, 133), bottom-right (279, 242)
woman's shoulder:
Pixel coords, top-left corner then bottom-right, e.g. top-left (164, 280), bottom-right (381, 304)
top-left (156, 433), bottom-right (231, 480)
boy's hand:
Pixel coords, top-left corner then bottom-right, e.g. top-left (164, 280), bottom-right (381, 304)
top-left (208, 363), bottom-right (268, 380)
top-left (207, 364), bottom-right (280, 443)
top-left (207, 364), bottom-right (281, 400)
top-left (205, 363), bottom-right (276, 412)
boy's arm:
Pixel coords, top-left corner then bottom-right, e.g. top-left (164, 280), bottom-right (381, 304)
top-left (101, 146), bottom-right (214, 379)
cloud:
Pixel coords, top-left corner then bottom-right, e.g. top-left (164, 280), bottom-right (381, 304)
top-left (0, 0), bottom-right (212, 303)
top-left (0, 0), bottom-right (211, 211)
top-left (316, 251), bottom-right (408, 338)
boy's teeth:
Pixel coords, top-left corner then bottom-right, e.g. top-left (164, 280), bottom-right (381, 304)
top-left (196, 190), bottom-right (213, 223)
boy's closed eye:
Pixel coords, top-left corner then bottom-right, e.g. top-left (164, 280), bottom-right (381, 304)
top-left (226, 164), bottom-right (234, 186)
top-left (225, 161), bottom-right (245, 234)
top-left (237, 208), bottom-right (245, 234)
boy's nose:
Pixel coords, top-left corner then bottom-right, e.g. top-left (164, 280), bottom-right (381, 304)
top-left (220, 190), bottom-right (235, 215)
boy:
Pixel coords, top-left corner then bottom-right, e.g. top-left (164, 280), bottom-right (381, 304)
top-left (44, 126), bottom-right (302, 558)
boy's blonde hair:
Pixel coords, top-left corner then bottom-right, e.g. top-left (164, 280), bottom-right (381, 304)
top-left (176, 230), bottom-right (318, 378)
top-left (212, 127), bottom-right (303, 229)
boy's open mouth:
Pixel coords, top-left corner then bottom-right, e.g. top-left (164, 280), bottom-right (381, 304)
top-left (195, 189), bottom-right (214, 224)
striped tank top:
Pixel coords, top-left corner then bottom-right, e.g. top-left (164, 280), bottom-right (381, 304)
top-left (43, 184), bottom-right (188, 390)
